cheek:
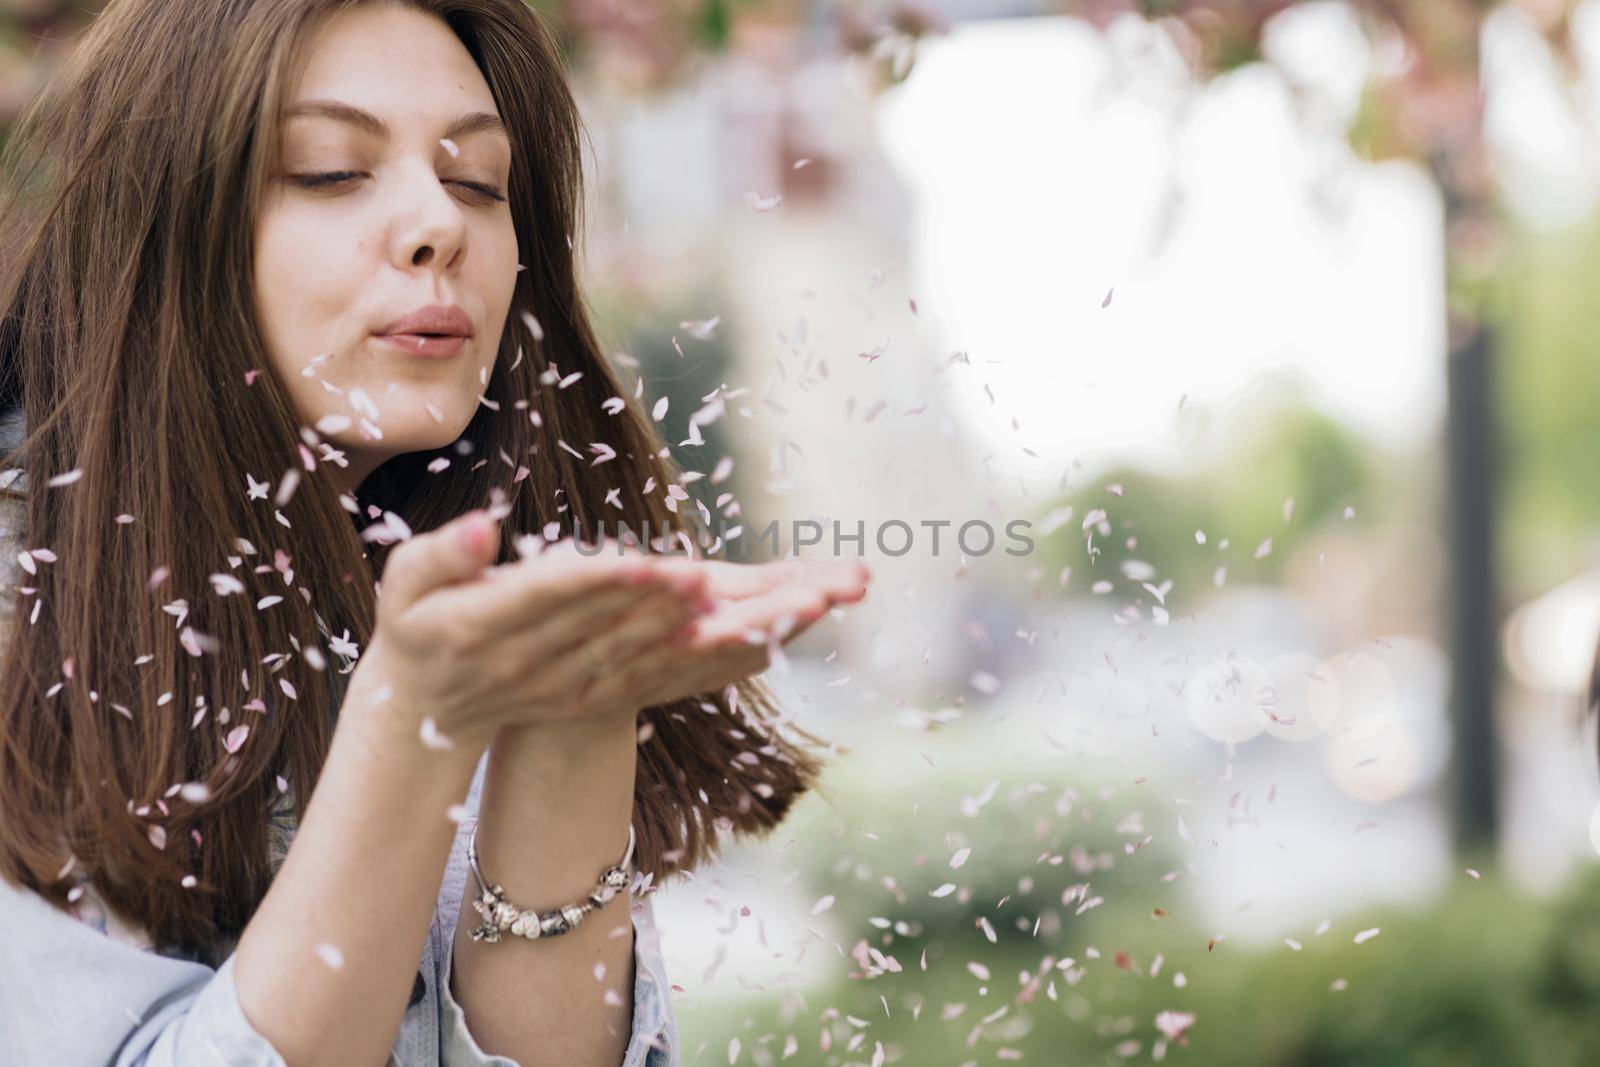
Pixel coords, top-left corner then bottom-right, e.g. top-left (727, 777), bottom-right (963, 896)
top-left (476, 222), bottom-right (520, 344)
top-left (253, 205), bottom-right (367, 371)
top-left (252, 204), bottom-right (380, 433)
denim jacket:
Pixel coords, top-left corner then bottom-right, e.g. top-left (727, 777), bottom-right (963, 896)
top-left (0, 415), bottom-right (679, 1066)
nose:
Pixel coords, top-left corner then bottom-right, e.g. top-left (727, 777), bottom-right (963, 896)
top-left (389, 160), bottom-right (468, 276)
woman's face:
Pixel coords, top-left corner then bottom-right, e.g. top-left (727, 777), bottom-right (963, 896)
top-left (254, 3), bottom-right (519, 492)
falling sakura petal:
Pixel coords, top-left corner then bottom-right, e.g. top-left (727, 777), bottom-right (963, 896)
top-left (744, 190), bottom-right (782, 212)
top-left (678, 315), bottom-right (720, 341)
top-left (1353, 927), bottom-right (1381, 944)
top-left (180, 628), bottom-right (218, 657)
top-left (1155, 1011), bottom-right (1195, 1043)
top-left (275, 469), bottom-right (300, 507)
top-left (224, 725), bottom-right (250, 754)
top-left (208, 575), bottom-right (244, 601)
top-left (419, 717), bottom-right (455, 751)
top-left (315, 943), bottom-right (345, 970)
top-left (519, 310), bottom-right (545, 342)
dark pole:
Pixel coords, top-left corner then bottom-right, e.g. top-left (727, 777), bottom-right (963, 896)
top-left (1444, 321), bottom-right (1499, 859)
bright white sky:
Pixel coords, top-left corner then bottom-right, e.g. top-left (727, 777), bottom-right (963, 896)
top-left (873, 4), bottom-right (1599, 495)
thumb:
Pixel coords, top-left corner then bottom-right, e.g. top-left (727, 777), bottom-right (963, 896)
top-left (379, 509), bottom-right (502, 616)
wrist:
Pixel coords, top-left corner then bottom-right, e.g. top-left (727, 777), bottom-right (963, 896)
top-left (338, 650), bottom-right (488, 780)
top-left (485, 709), bottom-right (640, 792)
top-left (490, 705), bottom-right (640, 751)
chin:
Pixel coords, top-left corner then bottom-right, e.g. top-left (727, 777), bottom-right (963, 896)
top-left (370, 417), bottom-right (472, 456)
top-left (325, 405), bottom-right (474, 463)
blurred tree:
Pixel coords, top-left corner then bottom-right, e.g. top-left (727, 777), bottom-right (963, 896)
top-left (1034, 399), bottom-right (1378, 603)
top-left (1488, 219), bottom-right (1600, 598)
top-left (1048, 0), bottom-right (1599, 868)
top-left (586, 284), bottom-right (750, 549)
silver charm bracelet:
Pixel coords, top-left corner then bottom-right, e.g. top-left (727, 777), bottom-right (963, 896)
top-left (467, 822), bottom-right (636, 943)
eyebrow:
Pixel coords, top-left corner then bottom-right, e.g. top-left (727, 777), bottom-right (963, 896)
top-left (282, 99), bottom-right (512, 148)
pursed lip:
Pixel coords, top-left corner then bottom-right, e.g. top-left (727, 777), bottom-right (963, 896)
top-left (373, 304), bottom-right (474, 339)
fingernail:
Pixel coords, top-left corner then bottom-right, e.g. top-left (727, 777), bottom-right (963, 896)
top-left (455, 513), bottom-right (487, 553)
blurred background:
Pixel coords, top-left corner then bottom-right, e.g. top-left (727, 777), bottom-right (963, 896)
top-left (12, 0), bottom-right (1600, 1062)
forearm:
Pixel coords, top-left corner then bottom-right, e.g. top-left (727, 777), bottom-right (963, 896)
top-left (233, 697), bottom-right (483, 1067)
top-left (450, 712), bottom-right (640, 1067)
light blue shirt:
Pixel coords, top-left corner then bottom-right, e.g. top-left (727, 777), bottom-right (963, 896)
top-left (0, 426), bottom-right (680, 1066)
top-left (0, 753), bottom-right (679, 1066)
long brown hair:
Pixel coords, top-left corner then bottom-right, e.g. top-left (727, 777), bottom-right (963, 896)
top-left (0, 0), bottom-right (825, 961)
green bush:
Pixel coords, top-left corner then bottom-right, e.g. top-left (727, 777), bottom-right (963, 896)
top-left (681, 850), bottom-right (1600, 1066)
top-left (779, 730), bottom-right (1183, 952)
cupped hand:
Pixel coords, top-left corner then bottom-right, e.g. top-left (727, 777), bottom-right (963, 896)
top-left (347, 513), bottom-right (707, 748)
top-left (579, 555), bottom-right (872, 717)
top-left (344, 510), bottom-right (871, 750)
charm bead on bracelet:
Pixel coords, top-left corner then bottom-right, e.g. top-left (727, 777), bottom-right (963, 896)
top-left (467, 822), bottom-right (637, 944)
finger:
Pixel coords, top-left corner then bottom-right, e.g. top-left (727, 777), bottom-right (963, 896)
top-left (491, 557), bottom-right (710, 649)
top-left (646, 558), bottom-right (788, 599)
top-left (770, 560), bottom-right (871, 605)
top-left (499, 581), bottom-right (708, 679)
top-left (379, 510), bottom-right (502, 617)
top-left (594, 638), bottom-right (771, 711)
top-left (653, 557), bottom-right (871, 603)
top-left (422, 546), bottom-right (686, 636)
top-left (680, 585), bottom-right (832, 650)
top-left (496, 584), bottom-right (705, 698)
top-left (586, 587), bottom-right (713, 664)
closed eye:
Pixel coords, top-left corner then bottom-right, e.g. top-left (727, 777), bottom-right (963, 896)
top-left (286, 171), bottom-right (507, 204)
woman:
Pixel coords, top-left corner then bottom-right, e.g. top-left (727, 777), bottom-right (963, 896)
top-left (0, 2), bottom-right (870, 1064)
